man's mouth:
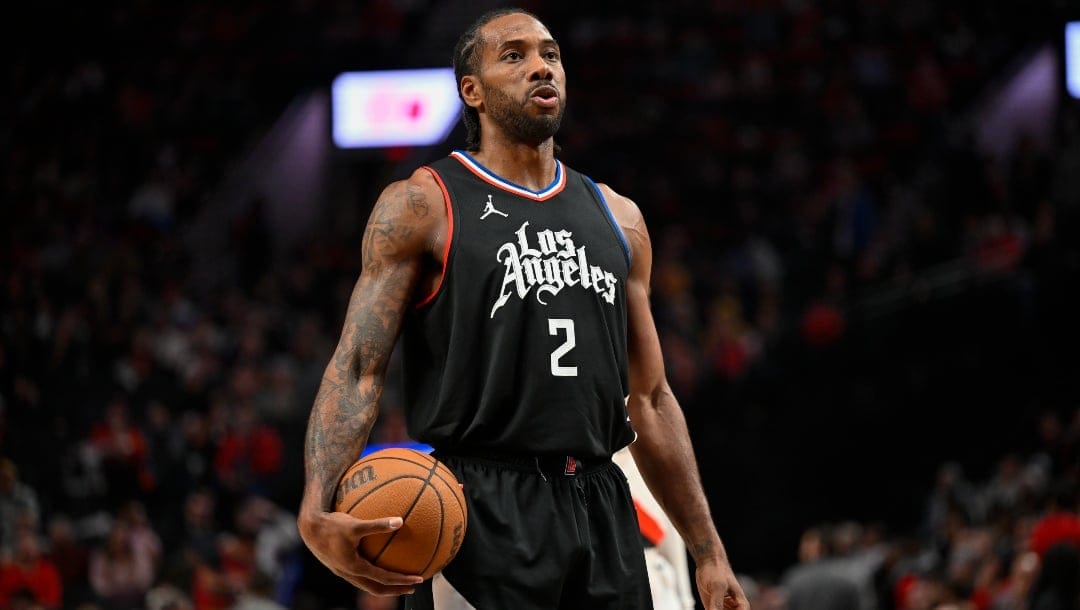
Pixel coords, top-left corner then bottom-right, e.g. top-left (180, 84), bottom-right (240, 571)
top-left (529, 85), bottom-right (559, 108)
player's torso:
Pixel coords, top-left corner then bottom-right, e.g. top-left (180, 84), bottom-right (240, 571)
top-left (401, 151), bottom-right (635, 458)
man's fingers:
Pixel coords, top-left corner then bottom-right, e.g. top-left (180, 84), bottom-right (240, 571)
top-left (332, 545), bottom-right (424, 587)
top-left (332, 569), bottom-right (419, 596)
top-left (721, 589), bottom-right (748, 609)
top-left (314, 512), bottom-right (424, 590)
top-left (352, 516), bottom-right (404, 536)
top-left (355, 576), bottom-right (421, 597)
top-left (352, 560), bottom-right (425, 586)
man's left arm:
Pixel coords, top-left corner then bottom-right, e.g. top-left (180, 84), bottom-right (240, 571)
top-left (599, 184), bottom-right (750, 610)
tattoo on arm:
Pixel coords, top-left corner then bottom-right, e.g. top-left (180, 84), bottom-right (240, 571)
top-left (405, 183), bottom-right (430, 218)
top-left (303, 182), bottom-right (429, 511)
top-left (690, 540), bottom-right (717, 563)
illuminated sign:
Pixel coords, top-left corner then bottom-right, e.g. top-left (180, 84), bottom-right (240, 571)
top-left (332, 68), bottom-right (461, 148)
top-left (1068, 22), bottom-right (1080, 99)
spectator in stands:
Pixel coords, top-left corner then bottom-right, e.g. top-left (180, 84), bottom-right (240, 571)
top-left (88, 396), bottom-right (152, 509)
top-left (0, 459), bottom-right (40, 559)
top-left (213, 403), bottom-right (283, 501)
top-left (1029, 483), bottom-right (1080, 558)
top-left (1027, 542), bottom-right (1079, 610)
top-left (88, 519), bottom-right (157, 610)
top-left (44, 516), bottom-right (90, 606)
top-left (925, 462), bottom-right (980, 544)
top-left (0, 530), bottom-right (62, 609)
top-left (233, 495), bottom-right (301, 606)
top-left (991, 550), bottom-right (1041, 610)
top-left (230, 569), bottom-right (286, 610)
top-left (1023, 539), bottom-right (1075, 604)
top-left (117, 501), bottom-right (163, 575)
top-left (145, 582), bottom-right (194, 610)
top-left (782, 525), bottom-right (867, 610)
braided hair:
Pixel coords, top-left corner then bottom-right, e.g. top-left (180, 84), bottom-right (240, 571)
top-left (452, 8), bottom-right (541, 152)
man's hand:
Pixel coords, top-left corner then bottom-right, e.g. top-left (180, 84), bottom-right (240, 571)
top-left (696, 558), bottom-right (751, 609)
top-left (298, 511), bottom-right (425, 596)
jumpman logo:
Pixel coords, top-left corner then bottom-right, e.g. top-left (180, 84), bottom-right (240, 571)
top-left (480, 195), bottom-right (508, 220)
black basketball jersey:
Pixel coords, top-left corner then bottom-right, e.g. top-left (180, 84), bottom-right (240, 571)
top-left (401, 150), bottom-right (636, 459)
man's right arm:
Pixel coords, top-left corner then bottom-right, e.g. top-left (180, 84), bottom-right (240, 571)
top-left (297, 171), bottom-right (444, 596)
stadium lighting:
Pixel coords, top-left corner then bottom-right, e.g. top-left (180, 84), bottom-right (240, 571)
top-left (332, 68), bottom-right (461, 149)
top-left (1067, 21), bottom-right (1080, 99)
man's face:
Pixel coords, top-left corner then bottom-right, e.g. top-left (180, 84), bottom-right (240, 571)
top-left (473, 13), bottom-right (566, 145)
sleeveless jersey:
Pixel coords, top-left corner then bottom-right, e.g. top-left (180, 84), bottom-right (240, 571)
top-left (401, 150), bottom-right (636, 459)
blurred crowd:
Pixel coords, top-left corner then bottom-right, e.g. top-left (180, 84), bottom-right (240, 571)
top-left (543, 0), bottom-right (1079, 404)
top-left (4, 1), bottom-right (1079, 609)
top-left (741, 407), bottom-right (1080, 610)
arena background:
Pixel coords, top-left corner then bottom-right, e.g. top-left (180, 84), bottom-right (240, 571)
top-left (5, 1), bottom-right (1080, 609)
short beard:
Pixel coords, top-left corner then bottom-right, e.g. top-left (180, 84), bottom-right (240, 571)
top-left (483, 82), bottom-right (565, 147)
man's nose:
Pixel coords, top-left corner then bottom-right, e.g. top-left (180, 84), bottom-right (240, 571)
top-left (527, 52), bottom-right (553, 81)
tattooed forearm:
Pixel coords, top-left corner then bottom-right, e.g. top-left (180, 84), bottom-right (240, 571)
top-left (305, 376), bottom-right (378, 507)
top-left (304, 264), bottom-right (415, 509)
top-left (301, 177), bottom-right (432, 513)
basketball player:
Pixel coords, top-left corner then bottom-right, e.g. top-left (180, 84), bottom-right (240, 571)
top-left (297, 9), bottom-right (750, 610)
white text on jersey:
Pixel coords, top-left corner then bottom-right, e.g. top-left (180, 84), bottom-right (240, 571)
top-left (490, 221), bottom-right (618, 318)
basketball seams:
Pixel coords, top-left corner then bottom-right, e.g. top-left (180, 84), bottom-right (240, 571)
top-left (376, 448), bottom-right (437, 468)
top-left (429, 470), bottom-right (466, 528)
top-left (427, 465), bottom-right (460, 491)
top-left (417, 485), bottom-right (446, 577)
top-left (434, 464), bottom-right (467, 521)
top-left (370, 457), bottom-right (441, 567)
top-left (423, 475), bottom-right (463, 576)
top-left (364, 449), bottom-right (461, 502)
top-left (370, 452), bottom-right (465, 520)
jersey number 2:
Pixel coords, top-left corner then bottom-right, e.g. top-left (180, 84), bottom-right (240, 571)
top-left (548, 318), bottom-right (578, 377)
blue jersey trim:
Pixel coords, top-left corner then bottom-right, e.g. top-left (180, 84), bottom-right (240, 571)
top-left (584, 176), bottom-right (632, 269)
top-left (451, 150), bottom-right (564, 197)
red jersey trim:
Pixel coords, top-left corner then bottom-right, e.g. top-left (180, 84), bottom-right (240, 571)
top-left (415, 166), bottom-right (453, 308)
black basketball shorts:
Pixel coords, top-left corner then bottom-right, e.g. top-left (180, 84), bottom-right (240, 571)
top-left (406, 452), bottom-right (653, 610)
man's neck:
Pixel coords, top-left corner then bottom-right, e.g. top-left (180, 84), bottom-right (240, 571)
top-left (470, 138), bottom-right (557, 191)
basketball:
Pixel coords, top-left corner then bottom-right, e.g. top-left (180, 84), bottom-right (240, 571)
top-left (334, 448), bottom-right (467, 580)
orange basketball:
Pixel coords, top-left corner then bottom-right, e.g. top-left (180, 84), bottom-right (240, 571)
top-left (334, 448), bottom-right (467, 580)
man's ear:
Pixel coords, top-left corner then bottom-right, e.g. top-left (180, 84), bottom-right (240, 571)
top-left (461, 75), bottom-right (483, 111)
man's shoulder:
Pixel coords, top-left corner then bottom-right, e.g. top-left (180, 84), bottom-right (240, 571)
top-left (367, 168), bottom-right (448, 254)
top-left (393, 166), bottom-right (443, 194)
top-left (589, 181), bottom-right (643, 229)
top-left (373, 167), bottom-right (446, 211)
